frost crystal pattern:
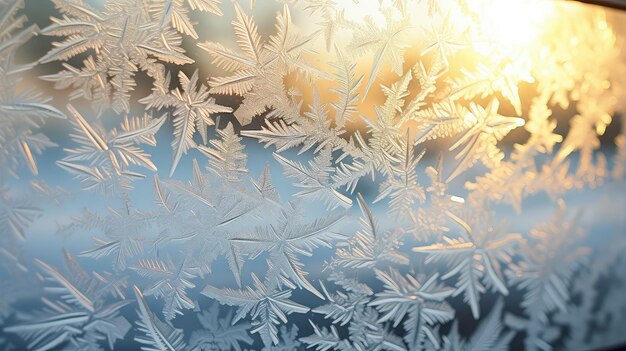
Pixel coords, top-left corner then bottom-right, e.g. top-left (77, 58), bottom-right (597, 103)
top-left (1, 0), bottom-right (626, 350)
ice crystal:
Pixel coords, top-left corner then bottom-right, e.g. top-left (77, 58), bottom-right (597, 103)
top-left (40, 0), bottom-right (196, 113)
top-left (187, 302), bottom-right (253, 351)
top-left (149, 0), bottom-right (223, 39)
top-left (75, 201), bottom-right (155, 271)
top-left (0, 0), bottom-right (65, 176)
top-left (332, 193), bottom-right (407, 270)
top-left (370, 269), bottom-right (455, 349)
top-left (303, 306), bottom-right (406, 351)
top-left (131, 255), bottom-right (200, 321)
top-left (58, 104), bottom-right (165, 193)
top-left (229, 202), bottom-right (345, 299)
top-left (441, 299), bottom-right (513, 351)
top-left (199, 3), bottom-right (319, 125)
top-left (274, 148), bottom-right (352, 210)
top-left (507, 201), bottom-right (590, 324)
top-left (134, 285), bottom-right (186, 351)
top-left (202, 273), bottom-right (309, 347)
top-left (414, 208), bottom-right (521, 319)
top-left (447, 98), bottom-right (525, 182)
top-left (199, 121), bottom-right (247, 182)
top-left (348, 8), bottom-right (413, 100)
top-left (141, 70), bottom-right (232, 176)
top-left (5, 251), bottom-right (131, 350)
top-left (0, 183), bottom-right (41, 241)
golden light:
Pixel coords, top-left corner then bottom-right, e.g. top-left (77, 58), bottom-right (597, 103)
top-left (468, 0), bottom-right (556, 47)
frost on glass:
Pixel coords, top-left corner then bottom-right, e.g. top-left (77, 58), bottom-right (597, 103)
top-left (1, 0), bottom-right (626, 350)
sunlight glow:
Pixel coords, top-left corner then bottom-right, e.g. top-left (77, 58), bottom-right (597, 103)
top-left (470, 0), bottom-right (555, 47)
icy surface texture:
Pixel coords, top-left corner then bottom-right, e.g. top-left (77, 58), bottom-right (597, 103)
top-left (1, 0), bottom-right (626, 350)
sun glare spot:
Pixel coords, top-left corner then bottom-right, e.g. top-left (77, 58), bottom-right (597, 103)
top-left (471, 0), bottom-right (555, 47)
